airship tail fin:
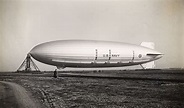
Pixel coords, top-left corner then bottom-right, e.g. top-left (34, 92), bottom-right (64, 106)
top-left (141, 42), bottom-right (155, 49)
top-left (141, 61), bottom-right (155, 69)
top-left (141, 42), bottom-right (155, 69)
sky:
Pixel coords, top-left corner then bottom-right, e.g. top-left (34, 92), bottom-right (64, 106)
top-left (0, 0), bottom-right (184, 71)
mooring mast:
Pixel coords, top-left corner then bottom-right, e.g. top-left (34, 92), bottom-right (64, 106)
top-left (17, 54), bottom-right (40, 72)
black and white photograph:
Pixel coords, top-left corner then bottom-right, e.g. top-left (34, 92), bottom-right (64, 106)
top-left (0, 0), bottom-right (184, 108)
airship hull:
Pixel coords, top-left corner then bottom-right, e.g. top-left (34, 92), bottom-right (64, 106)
top-left (30, 40), bottom-right (163, 68)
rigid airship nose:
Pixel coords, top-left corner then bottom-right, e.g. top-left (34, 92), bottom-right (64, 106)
top-left (29, 47), bottom-right (38, 59)
top-left (29, 45), bottom-right (43, 61)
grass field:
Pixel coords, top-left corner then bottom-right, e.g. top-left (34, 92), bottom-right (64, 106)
top-left (0, 69), bottom-right (184, 108)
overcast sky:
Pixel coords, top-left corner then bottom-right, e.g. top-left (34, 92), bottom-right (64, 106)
top-left (0, 0), bottom-right (184, 71)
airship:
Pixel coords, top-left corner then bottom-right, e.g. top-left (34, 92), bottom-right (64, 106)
top-left (29, 40), bottom-right (163, 69)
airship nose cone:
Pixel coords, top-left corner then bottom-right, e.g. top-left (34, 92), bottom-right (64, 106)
top-left (29, 47), bottom-right (36, 56)
top-left (29, 48), bottom-right (38, 60)
top-left (29, 42), bottom-right (56, 66)
top-left (29, 45), bottom-right (44, 61)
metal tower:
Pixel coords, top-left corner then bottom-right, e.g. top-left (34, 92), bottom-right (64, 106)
top-left (17, 54), bottom-right (40, 72)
